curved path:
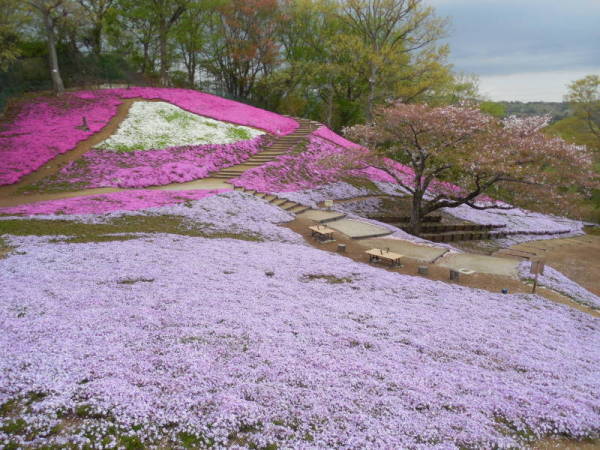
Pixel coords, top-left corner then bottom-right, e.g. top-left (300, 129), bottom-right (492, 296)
top-left (0, 103), bottom-right (595, 317)
top-left (0, 105), bottom-right (317, 208)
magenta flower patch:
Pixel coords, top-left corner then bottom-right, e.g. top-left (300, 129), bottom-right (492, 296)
top-left (0, 88), bottom-right (298, 186)
top-left (0, 188), bottom-right (229, 215)
top-left (52, 136), bottom-right (265, 189)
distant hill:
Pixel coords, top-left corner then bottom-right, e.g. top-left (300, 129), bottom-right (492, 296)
top-left (499, 101), bottom-right (571, 123)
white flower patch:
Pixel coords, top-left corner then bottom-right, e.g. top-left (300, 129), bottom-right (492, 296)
top-left (95, 101), bottom-right (265, 151)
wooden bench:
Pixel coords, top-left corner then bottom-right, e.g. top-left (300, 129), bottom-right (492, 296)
top-left (309, 225), bottom-right (335, 242)
top-left (366, 248), bottom-right (404, 267)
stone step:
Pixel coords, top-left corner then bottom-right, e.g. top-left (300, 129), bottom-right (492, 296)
top-left (217, 170), bottom-right (245, 174)
top-left (254, 192), bottom-right (267, 198)
top-left (213, 172), bottom-right (243, 178)
top-left (281, 201), bottom-right (299, 210)
top-left (233, 186), bottom-right (245, 191)
top-left (271, 198), bottom-right (288, 206)
top-left (290, 205), bottom-right (310, 214)
top-left (264, 195), bottom-right (277, 202)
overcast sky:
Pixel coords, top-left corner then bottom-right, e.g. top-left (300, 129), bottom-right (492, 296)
top-left (427, 0), bottom-right (600, 102)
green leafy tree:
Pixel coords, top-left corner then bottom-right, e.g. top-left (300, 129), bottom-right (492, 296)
top-left (24, 0), bottom-right (77, 94)
top-left (205, 0), bottom-right (287, 99)
top-left (0, 0), bottom-right (29, 71)
top-left (565, 74), bottom-right (600, 153)
top-left (339, 0), bottom-right (447, 120)
top-left (480, 101), bottom-right (506, 118)
top-left (77, 0), bottom-right (115, 56)
top-left (174, 0), bottom-right (220, 87)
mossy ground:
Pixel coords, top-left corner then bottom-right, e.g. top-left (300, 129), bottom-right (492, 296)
top-left (0, 215), bottom-right (263, 244)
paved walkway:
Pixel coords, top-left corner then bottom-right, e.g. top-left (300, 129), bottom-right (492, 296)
top-left (148, 178), bottom-right (232, 191)
top-left (327, 218), bottom-right (392, 239)
top-left (296, 210), bottom-right (345, 223)
top-left (357, 238), bottom-right (448, 263)
top-left (435, 253), bottom-right (520, 277)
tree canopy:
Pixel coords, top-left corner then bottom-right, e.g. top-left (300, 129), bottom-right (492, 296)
top-left (344, 103), bottom-right (595, 232)
top-left (1, 0), bottom-right (477, 128)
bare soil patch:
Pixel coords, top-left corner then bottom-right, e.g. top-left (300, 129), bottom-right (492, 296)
top-left (496, 234), bottom-right (600, 296)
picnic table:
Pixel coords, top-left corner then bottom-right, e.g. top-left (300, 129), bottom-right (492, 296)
top-left (366, 248), bottom-right (404, 267)
top-left (309, 224), bottom-right (335, 242)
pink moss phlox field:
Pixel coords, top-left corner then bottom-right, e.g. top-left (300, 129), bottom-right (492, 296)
top-left (57, 136), bottom-right (265, 189)
top-left (232, 134), bottom-right (468, 199)
top-left (313, 125), bottom-right (363, 149)
top-left (1, 235), bottom-right (599, 448)
top-left (444, 203), bottom-right (583, 237)
top-left (0, 88), bottom-right (297, 186)
top-left (518, 261), bottom-right (600, 309)
top-left (0, 92), bottom-right (122, 186)
top-left (0, 189), bottom-right (229, 216)
top-left (112, 192), bottom-right (301, 244)
top-left (99, 87), bottom-right (298, 135)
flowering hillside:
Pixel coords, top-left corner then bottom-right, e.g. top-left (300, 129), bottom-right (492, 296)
top-left (0, 88), bottom-right (297, 186)
top-left (43, 136), bottom-right (266, 190)
top-left (1, 218), bottom-right (599, 448)
top-left (0, 189), bottom-right (230, 215)
top-left (95, 101), bottom-right (265, 151)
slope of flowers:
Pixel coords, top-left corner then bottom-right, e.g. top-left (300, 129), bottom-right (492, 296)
top-left (1, 88), bottom-right (297, 186)
top-left (444, 203), bottom-right (583, 238)
top-left (313, 125), bottom-right (363, 149)
top-left (231, 134), bottom-right (461, 198)
top-left (518, 261), bottom-right (600, 309)
top-left (109, 192), bottom-right (301, 244)
top-left (44, 136), bottom-right (265, 190)
top-left (0, 189), bottom-right (229, 216)
top-left (1, 234), bottom-right (599, 448)
top-left (0, 192), bottom-right (301, 243)
top-left (0, 92), bottom-right (122, 186)
top-left (95, 101), bottom-right (264, 152)
top-left (276, 181), bottom-right (408, 209)
top-left (101, 87), bottom-right (298, 135)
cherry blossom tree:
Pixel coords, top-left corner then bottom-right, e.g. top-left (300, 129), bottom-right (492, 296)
top-left (344, 103), bottom-right (594, 233)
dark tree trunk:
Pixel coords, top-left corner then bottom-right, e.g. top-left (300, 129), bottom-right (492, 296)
top-left (91, 23), bottom-right (102, 56)
top-left (366, 63), bottom-right (377, 122)
top-left (159, 24), bottom-right (169, 86)
top-left (325, 81), bottom-right (334, 128)
top-left (42, 9), bottom-right (64, 95)
top-left (410, 191), bottom-right (423, 235)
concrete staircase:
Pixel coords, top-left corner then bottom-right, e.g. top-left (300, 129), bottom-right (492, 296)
top-left (233, 185), bottom-right (312, 215)
top-left (232, 185), bottom-right (394, 240)
top-left (211, 118), bottom-right (320, 180)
